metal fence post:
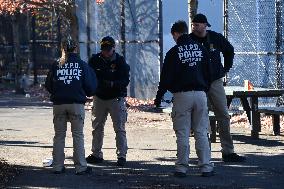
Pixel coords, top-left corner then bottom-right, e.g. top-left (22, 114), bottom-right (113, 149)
top-left (31, 16), bottom-right (38, 85)
top-left (158, 0), bottom-right (163, 73)
top-left (120, 0), bottom-right (126, 58)
top-left (87, 0), bottom-right (91, 59)
top-left (275, 0), bottom-right (283, 105)
top-left (223, 0), bottom-right (229, 86)
top-left (57, 11), bottom-right (61, 57)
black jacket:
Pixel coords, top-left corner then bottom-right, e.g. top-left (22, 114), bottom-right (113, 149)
top-left (88, 52), bottom-right (130, 100)
top-left (45, 53), bottom-right (97, 105)
top-left (189, 30), bottom-right (234, 81)
top-left (156, 34), bottom-right (211, 101)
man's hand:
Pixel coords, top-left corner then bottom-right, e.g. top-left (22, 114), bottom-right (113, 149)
top-left (154, 98), bottom-right (162, 108)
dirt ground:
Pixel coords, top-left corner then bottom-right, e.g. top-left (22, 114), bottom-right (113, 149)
top-left (0, 94), bottom-right (284, 189)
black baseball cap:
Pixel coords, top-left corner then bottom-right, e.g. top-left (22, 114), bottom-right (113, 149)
top-left (192, 14), bottom-right (211, 27)
top-left (100, 36), bottom-right (115, 51)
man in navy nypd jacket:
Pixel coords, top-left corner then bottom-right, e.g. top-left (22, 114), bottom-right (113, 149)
top-left (155, 20), bottom-right (214, 177)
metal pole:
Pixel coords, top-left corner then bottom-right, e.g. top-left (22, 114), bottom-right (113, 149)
top-left (57, 11), bottom-right (61, 57)
top-left (26, 12), bottom-right (31, 75)
top-left (188, 0), bottom-right (190, 32)
top-left (87, 0), bottom-right (91, 59)
top-left (275, 0), bottom-right (283, 105)
top-left (223, 0), bottom-right (228, 39)
top-left (158, 0), bottom-right (163, 72)
top-left (31, 16), bottom-right (38, 85)
top-left (223, 0), bottom-right (229, 86)
top-left (120, 0), bottom-right (126, 57)
top-left (275, 0), bottom-right (282, 89)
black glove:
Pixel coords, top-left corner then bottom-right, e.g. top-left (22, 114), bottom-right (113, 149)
top-left (154, 98), bottom-right (162, 107)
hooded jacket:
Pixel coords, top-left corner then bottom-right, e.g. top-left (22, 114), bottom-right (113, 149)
top-left (88, 52), bottom-right (130, 100)
top-left (189, 30), bottom-right (234, 81)
top-left (156, 34), bottom-right (212, 101)
top-left (45, 53), bottom-right (97, 105)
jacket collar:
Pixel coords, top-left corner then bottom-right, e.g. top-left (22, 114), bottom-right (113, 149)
top-left (99, 52), bottom-right (117, 62)
top-left (68, 53), bottom-right (79, 58)
top-left (176, 34), bottom-right (190, 45)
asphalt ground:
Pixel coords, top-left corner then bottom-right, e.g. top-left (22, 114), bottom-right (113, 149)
top-left (0, 94), bottom-right (284, 189)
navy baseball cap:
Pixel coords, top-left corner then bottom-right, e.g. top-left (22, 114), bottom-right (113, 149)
top-left (100, 36), bottom-right (115, 51)
top-left (192, 14), bottom-right (211, 27)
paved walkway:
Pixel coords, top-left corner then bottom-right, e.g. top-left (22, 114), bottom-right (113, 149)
top-left (0, 94), bottom-right (284, 189)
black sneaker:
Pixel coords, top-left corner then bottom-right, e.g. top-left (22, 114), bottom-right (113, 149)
top-left (222, 153), bottom-right (246, 162)
top-left (75, 167), bottom-right (92, 175)
top-left (174, 171), bottom-right (187, 178)
top-left (201, 171), bottom-right (215, 177)
top-left (53, 167), bottom-right (65, 174)
top-left (86, 154), bottom-right (104, 164)
top-left (117, 157), bottom-right (126, 166)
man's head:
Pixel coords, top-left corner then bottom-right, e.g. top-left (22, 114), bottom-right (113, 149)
top-left (100, 36), bottom-right (115, 58)
top-left (171, 20), bottom-right (188, 42)
top-left (191, 14), bottom-right (211, 37)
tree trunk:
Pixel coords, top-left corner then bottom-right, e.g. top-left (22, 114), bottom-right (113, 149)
top-left (188, 0), bottom-right (198, 21)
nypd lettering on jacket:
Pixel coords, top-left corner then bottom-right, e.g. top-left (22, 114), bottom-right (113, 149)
top-left (177, 44), bottom-right (203, 66)
top-left (57, 62), bottom-right (82, 84)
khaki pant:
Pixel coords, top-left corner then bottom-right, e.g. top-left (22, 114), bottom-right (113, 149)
top-left (91, 96), bottom-right (128, 159)
top-left (208, 78), bottom-right (234, 155)
top-left (52, 104), bottom-right (87, 172)
top-left (172, 91), bottom-right (213, 173)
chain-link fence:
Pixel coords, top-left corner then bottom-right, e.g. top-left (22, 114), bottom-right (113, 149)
top-left (225, 0), bottom-right (283, 108)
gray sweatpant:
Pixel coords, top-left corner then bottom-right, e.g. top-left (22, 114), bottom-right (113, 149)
top-left (208, 78), bottom-right (234, 155)
top-left (172, 91), bottom-right (214, 173)
top-left (52, 104), bottom-right (87, 172)
top-left (91, 96), bottom-right (128, 159)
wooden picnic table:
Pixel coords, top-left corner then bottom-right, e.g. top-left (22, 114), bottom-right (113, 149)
top-left (225, 86), bottom-right (284, 138)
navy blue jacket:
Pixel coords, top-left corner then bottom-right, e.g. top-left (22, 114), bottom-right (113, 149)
top-left (156, 34), bottom-right (212, 101)
top-left (45, 53), bottom-right (97, 105)
top-left (189, 30), bottom-right (234, 81)
top-left (88, 52), bottom-right (130, 100)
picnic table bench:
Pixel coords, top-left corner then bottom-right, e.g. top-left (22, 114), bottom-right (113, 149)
top-left (209, 111), bottom-right (218, 143)
top-left (257, 106), bottom-right (284, 135)
top-left (225, 86), bottom-right (284, 139)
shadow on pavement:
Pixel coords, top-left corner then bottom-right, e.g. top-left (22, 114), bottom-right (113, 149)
top-left (0, 140), bottom-right (72, 149)
top-left (8, 153), bottom-right (284, 189)
top-left (0, 94), bottom-right (52, 109)
top-left (231, 133), bottom-right (284, 147)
